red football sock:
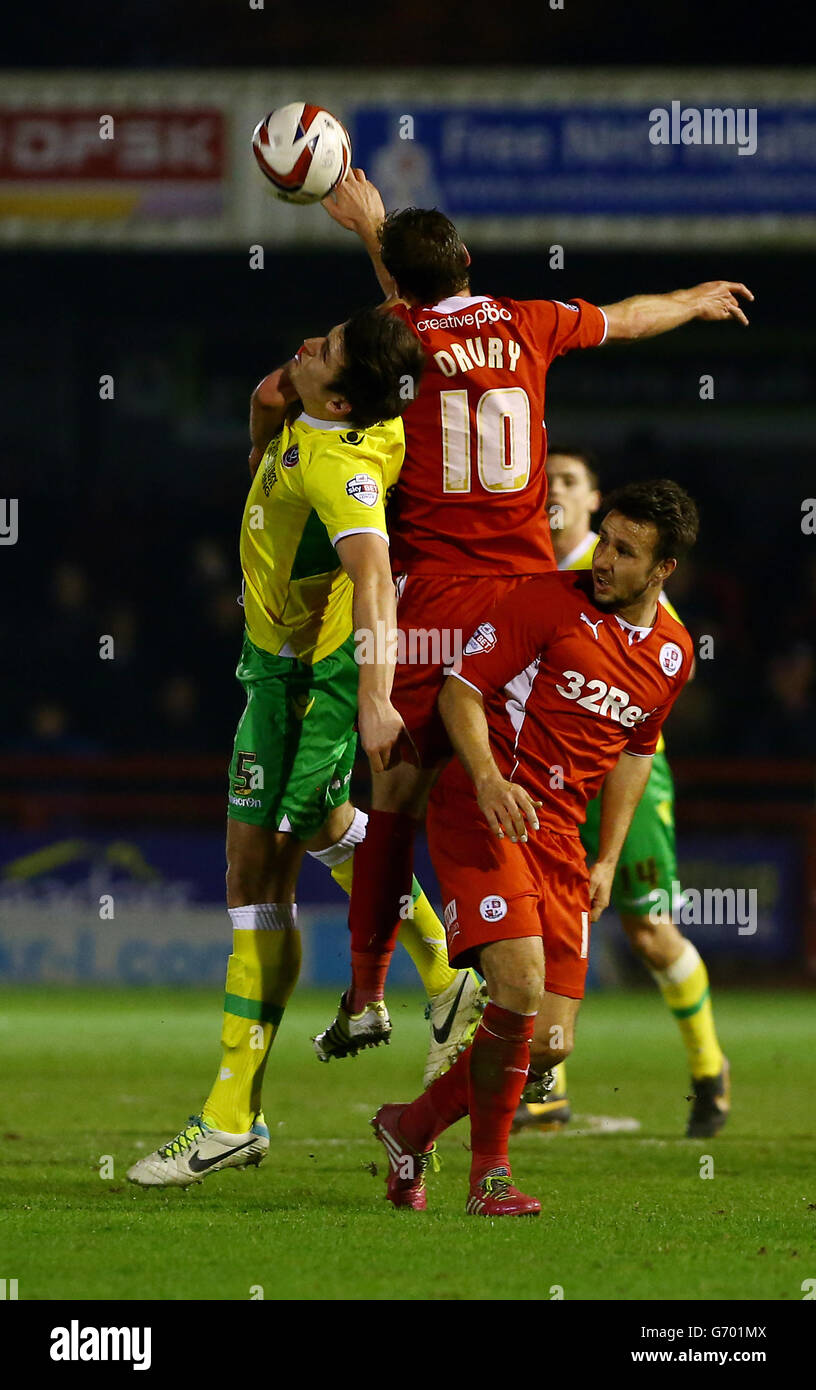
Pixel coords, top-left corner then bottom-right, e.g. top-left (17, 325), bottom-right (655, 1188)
top-left (468, 1002), bottom-right (535, 1185)
top-left (348, 950), bottom-right (390, 1009)
top-left (398, 1046), bottom-right (471, 1151)
top-left (347, 810), bottom-right (416, 1012)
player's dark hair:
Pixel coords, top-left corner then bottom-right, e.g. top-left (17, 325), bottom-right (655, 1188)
top-left (329, 308), bottom-right (425, 430)
top-left (547, 443), bottom-right (601, 491)
top-left (379, 208), bottom-right (470, 305)
top-left (601, 479), bottom-right (699, 563)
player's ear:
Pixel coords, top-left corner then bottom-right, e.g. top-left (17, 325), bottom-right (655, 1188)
top-left (589, 489), bottom-right (601, 515)
top-left (656, 556), bottom-right (678, 584)
top-left (326, 396), bottom-right (353, 419)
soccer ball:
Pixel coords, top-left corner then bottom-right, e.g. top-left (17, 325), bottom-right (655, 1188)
top-left (252, 102), bottom-right (352, 204)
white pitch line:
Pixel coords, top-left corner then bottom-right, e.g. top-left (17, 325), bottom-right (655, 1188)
top-left (284, 1138), bottom-right (377, 1146)
top-left (519, 1114), bottom-right (642, 1137)
top-left (564, 1115), bottom-right (641, 1136)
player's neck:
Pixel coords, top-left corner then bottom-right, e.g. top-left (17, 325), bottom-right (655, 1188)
top-left (551, 524), bottom-right (592, 565)
top-left (403, 281), bottom-right (471, 308)
top-left (612, 592), bottom-right (660, 630)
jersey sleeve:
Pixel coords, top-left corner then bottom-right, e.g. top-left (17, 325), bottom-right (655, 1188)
top-left (301, 446), bottom-right (390, 548)
top-left (524, 296), bottom-right (608, 361)
top-left (451, 576), bottom-right (565, 696)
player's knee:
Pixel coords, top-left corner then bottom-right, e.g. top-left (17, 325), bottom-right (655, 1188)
top-left (623, 915), bottom-right (651, 951)
top-left (623, 914), bottom-right (673, 968)
top-left (306, 802), bottom-right (356, 852)
top-left (226, 865), bottom-right (255, 907)
top-left (226, 856), bottom-right (267, 908)
top-left (530, 1031), bottom-right (573, 1069)
top-left (488, 967), bottom-right (545, 1016)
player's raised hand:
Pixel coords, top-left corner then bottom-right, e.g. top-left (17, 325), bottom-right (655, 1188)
top-left (588, 859), bottom-right (616, 921)
top-left (321, 168), bottom-right (386, 236)
top-left (358, 693), bottom-right (405, 775)
top-left (683, 281), bottom-right (754, 326)
top-left (476, 775), bottom-right (542, 844)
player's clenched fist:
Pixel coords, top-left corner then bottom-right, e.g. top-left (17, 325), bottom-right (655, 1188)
top-left (475, 775), bottom-right (542, 844)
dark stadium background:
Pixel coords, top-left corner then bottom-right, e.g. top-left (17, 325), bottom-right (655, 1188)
top-left (2, 248), bottom-right (813, 762)
top-left (1, 1), bottom-right (814, 983)
top-left (4, 0), bottom-right (807, 70)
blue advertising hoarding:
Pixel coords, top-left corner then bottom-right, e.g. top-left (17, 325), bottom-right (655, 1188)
top-left (351, 105), bottom-right (816, 217)
top-left (0, 827), bottom-right (804, 984)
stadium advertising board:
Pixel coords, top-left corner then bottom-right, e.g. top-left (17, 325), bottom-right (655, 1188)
top-left (0, 107), bottom-right (226, 229)
top-left (1, 71), bottom-right (814, 246)
top-left (350, 104), bottom-right (816, 217)
top-left (0, 829), bottom-right (803, 984)
top-left (0, 75), bottom-right (238, 244)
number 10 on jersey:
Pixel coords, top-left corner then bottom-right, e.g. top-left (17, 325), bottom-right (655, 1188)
top-left (441, 388), bottom-right (532, 495)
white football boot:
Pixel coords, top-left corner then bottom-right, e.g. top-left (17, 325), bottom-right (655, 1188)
top-left (423, 969), bottom-right (488, 1088)
top-left (127, 1113), bottom-right (269, 1188)
top-left (313, 997), bottom-right (391, 1061)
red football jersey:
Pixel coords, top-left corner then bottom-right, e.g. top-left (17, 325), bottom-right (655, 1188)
top-left (389, 294), bottom-right (607, 575)
top-left (449, 571), bottom-right (694, 834)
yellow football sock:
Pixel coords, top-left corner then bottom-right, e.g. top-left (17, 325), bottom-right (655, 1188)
top-left (203, 904), bottom-right (301, 1134)
top-left (329, 855), bottom-right (354, 895)
top-left (397, 880), bottom-right (458, 999)
top-left (330, 858), bottom-right (457, 1000)
top-left (651, 941), bottom-right (724, 1080)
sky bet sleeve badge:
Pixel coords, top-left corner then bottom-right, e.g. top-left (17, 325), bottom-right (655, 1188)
top-left (345, 473), bottom-right (379, 506)
top-left (464, 622), bottom-right (497, 655)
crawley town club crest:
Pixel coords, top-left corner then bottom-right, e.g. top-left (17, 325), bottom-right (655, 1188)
top-left (479, 894), bottom-right (508, 922)
top-left (659, 642), bottom-right (684, 677)
top-left (345, 473), bottom-right (379, 506)
top-left (464, 622), bottom-right (497, 656)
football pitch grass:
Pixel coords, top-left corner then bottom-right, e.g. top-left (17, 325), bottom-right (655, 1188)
top-left (1, 986), bottom-right (813, 1302)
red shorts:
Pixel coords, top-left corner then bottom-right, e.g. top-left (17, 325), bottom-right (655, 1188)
top-left (392, 572), bottom-right (533, 766)
top-left (427, 763), bottom-right (592, 999)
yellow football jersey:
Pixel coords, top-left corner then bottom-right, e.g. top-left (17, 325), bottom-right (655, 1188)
top-left (557, 529), bottom-right (683, 753)
top-left (241, 411), bottom-right (405, 664)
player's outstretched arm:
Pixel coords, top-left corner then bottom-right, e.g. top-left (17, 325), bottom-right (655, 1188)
top-left (438, 676), bottom-right (541, 843)
top-left (249, 365), bottom-right (300, 471)
top-left (589, 751), bottom-right (654, 919)
top-left (600, 281), bottom-right (753, 341)
top-left (336, 531), bottom-right (404, 774)
top-left (321, 169), bottom-right (402, 307)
